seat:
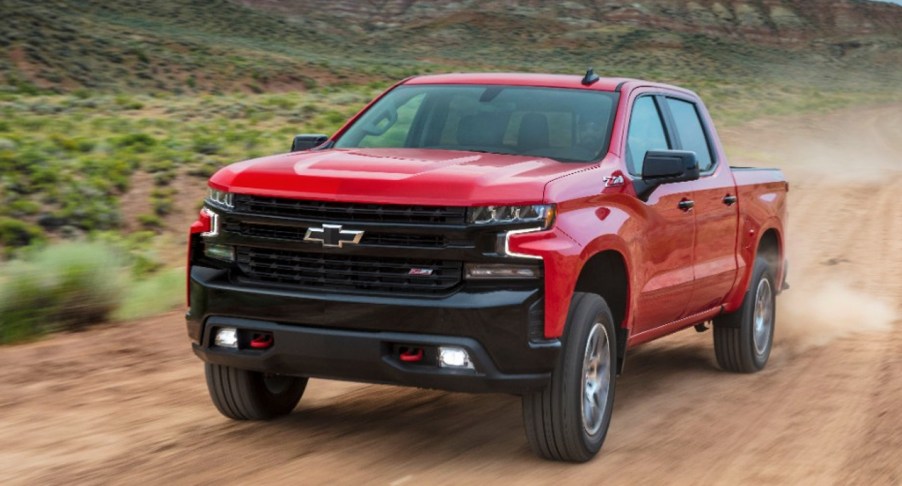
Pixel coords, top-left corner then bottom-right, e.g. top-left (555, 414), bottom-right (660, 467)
top-left (457, 114), bottom-right (506, 147)
top-left (517, 113), bottom-right (549, 152)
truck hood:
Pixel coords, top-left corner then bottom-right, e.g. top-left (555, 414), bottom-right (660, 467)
top-left (209, 148), bottom-right (589, 206)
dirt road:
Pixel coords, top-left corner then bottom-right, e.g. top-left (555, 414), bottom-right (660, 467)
top-left (1, 105), bottom-right (900, 485)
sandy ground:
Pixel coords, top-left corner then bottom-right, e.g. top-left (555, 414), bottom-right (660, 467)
top-left (1, 105), bottom-right (900, 485)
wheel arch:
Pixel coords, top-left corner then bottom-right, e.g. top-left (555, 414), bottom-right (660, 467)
top-left (757, 227), bottom-right (782, 282)
top-left (573, 250), bottom-right (630, 374)
top-left (724, 220), bottom-right (786, 313)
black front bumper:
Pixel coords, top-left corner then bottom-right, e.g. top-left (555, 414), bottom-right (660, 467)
top-left (188, 266), bottom-right (559, 394)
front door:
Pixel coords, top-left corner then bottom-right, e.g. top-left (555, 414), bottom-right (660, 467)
top-left (625, 95), bottom-right (697, 334)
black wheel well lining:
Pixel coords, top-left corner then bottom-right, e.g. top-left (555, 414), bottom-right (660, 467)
top-left (758, 228), bottom-right (781, 275)
top-left (574, 251), bottom-right (629, 372)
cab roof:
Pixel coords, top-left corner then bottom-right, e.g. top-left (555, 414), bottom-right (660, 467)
top-left (404, 72), bottom-right (694, 96)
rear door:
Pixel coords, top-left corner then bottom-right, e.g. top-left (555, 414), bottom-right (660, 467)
top-left (625, 94), bottom-right (697, 333)
top-left (661, 96), bottom-right (739, 313)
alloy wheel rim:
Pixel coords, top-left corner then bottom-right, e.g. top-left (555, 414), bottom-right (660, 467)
top-left (581, 322), bottom-right (611, 436)
top-left (753, 278), bottom-right (774, 356)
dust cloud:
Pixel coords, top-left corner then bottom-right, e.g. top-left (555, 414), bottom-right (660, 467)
top-left (777, 279), bottom-right (898, 353)
top-left (722, 105), bottom-right (902, 355)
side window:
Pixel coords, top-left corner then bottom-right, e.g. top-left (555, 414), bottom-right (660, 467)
top-left (626, 97), bottom-right (670, 176)
top-left (666, 98), bottom-right (714, 171)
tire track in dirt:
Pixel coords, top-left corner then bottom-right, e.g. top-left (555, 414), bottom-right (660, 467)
top-left (837, 324), bottom-right (902, 485)
top-left (856, 176), bottom-right (902, 300)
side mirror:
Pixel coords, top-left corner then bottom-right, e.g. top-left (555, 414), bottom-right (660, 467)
top-left (642, 150), bottom-right (700, 181)
top-left (635, 150), bottom-right (700, 201)
top-left (291, 134), bottom-right (329, 152)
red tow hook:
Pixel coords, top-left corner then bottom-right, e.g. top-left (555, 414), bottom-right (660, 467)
top-left (399, 347), bottom-right (424, 363)
top-left (249, 334), bottom-right (274, 350)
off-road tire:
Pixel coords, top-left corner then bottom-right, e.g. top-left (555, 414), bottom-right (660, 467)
top-left (522, 292), bottom-right (617, 462)
top-left (205, 364), bottom-right (307, 420)
top-left (713, 257), bottom-right (776, 373)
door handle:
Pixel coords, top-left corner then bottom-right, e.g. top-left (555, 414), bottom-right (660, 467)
top-left (723, 194), bottom-right (737, 206)
top-left (678, 199), bottom-right (695, 211)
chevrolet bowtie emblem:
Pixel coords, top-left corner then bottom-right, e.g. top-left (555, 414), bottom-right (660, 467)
top-left (304, 224), bottom-right (364, 248)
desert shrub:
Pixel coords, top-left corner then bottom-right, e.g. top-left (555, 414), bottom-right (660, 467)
top-left (263, 95), bottom-right (295, 110)
top-left (331, 92), bottom-right (367, 106)
top-left (113, 132), bottom-right (157, 152)
top-left (114, 94), bottom-right (144, 110)
top-left (138, 213), bottom-right (163, 229)
top-left (153, 170), bottom-right (176, 186)
top-left (323, 110), bottom-right (347, 125)
top-left (299, 103), bottom-right (319, 115)
top-left (54, 188), bottom-right (121, 231)
top-left (36, 243), bottom-right (124, 327)
top-left (151, 187), bottom-right (175, 216)
top-left (144, 158), bottom-right (175, 173)
top-left (88, 230), bottom-right (162, 279)
top-left (130, 252), bottom-right (163, 278)
top-left (5, 199), bottom-right (41, 217)
top-left (301, 76), bottom-right (317, 90)
top-left (191, 134), bottom-right (221, 155)
top-left (113, 267), bottom-right (184, 320)
top-left (0, 242), bottom-right (124, 343)
top-left (0, 217), bottom-right (45, 251)
top-left (0, 262), bottom-right (50, 343)
top-left (187, 158), bottom-right (220, 177)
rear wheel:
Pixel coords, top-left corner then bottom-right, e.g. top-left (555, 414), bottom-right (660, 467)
top-left (522, 292), bottom-right (617, 462)
top-left (205, 364), bottom-right (307, 420)
top-left (713, 257), bottom-right (776, 373)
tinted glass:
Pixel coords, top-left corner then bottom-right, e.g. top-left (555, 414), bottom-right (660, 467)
top-left (335, 85), bottom-right (618, 163)
top-left (356, 93), bottom-right (425, 148)
top-left (626, 96), bottom-right (670, 175)
top-left (667, 98), bottom-right (714, 171)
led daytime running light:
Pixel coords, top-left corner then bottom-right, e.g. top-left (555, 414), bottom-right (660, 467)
top-left (468, 204), bottom-right (555, 228)
top-left (206, 188), bottom-right (233, 209)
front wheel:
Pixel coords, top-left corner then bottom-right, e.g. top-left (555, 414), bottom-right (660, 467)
top-left (205, 364), bottom-right (308, 420)
top-left (522, 292), bottom-right (617, 462)
top-left (713, 257), bottom-right (776, 373)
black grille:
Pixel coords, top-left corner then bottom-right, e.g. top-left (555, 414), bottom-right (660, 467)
top-left (233, 195), bottom-right (467, 225)
top-left (235, 247), bottom-right (462, 295)
top-left (224, 221), bottom-right (447, 248)
top-left (362, 232), bottom-right (445, 247)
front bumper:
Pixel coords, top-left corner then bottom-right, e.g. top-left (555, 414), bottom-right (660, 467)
top-left (187, 265), bottom-right (560, 394)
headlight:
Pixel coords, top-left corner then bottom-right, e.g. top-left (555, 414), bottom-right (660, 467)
top-left (467, 204), bottom-right (555, 229)
top-left (206, 188), bottom-right (233, 209)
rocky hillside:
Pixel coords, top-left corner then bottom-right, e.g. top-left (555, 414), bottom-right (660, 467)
top-left (240, 0), bottom-right (902, 46)
top-left (1, 0), bottom-right (900, 94)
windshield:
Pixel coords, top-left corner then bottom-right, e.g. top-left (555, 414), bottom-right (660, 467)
top-left (334, 85), bottom-right (619, 163)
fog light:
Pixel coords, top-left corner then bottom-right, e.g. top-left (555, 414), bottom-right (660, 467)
top-left (465, 263), bottom-right (541, 279)
top-left (204, 243), bottom-right (234, 262)
top-left (214, 327), bottom-right (238, 349)
top-left (438, 346), bottom-right (474, 369)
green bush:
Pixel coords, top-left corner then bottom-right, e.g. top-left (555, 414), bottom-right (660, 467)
top-left (87, 230), bottom-right (162, 279)
top-left (0, 242), bottom-right (124, 343)
top-left (0, 261), bottom-right (51, 343)
top-left (113, 133), bottom-right (157, 152)
top-left (5, 200), bottom-right (41, 217)
top-left (114, 267), bottom-right (184, 321)
top-left (138, 213), bottom-right (163, 229)
top-left (153, 197), bottom-right (173, 216)
top-left (0, 217), bottom-right (45, 251)
top-left (153, 170), bottom-right (176, 186)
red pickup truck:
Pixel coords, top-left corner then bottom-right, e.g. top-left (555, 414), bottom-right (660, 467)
top-left (187, 71), bottom-right (788, 462)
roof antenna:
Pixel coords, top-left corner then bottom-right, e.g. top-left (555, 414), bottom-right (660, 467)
top-left (581, 67), bottom-right (600, 86)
